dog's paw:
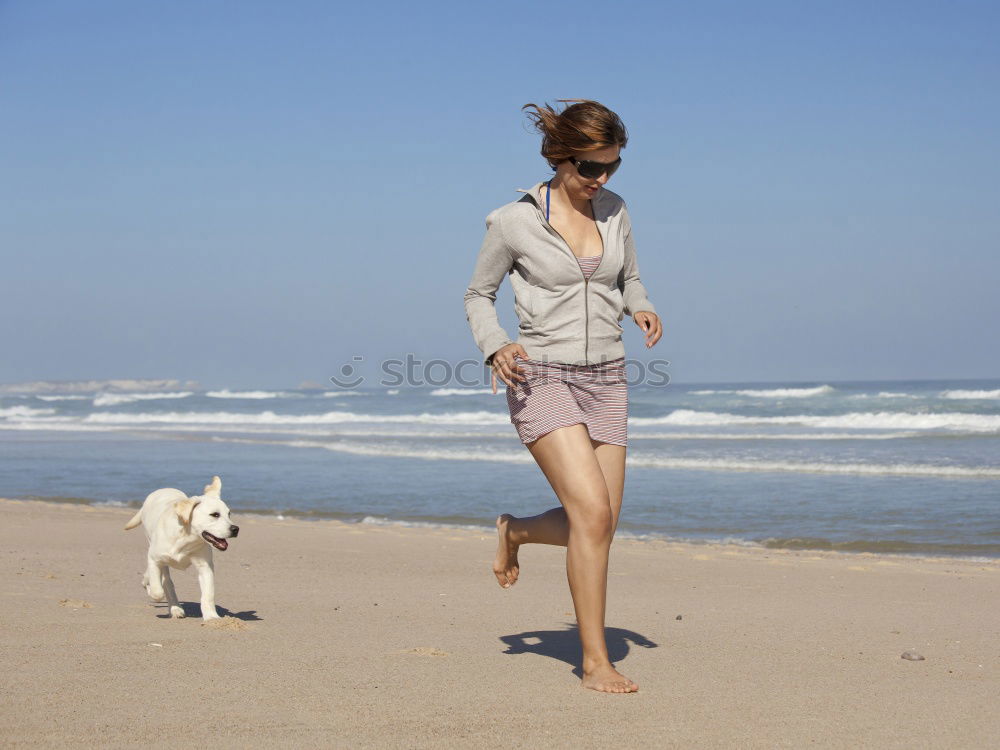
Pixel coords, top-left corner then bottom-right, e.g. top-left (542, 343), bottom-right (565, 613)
top-left (169, 605), bottom-right (186, 618)
top-left (142, 575), bottom-right (166, 601)
top-left (202, 610), bottom-right (222, 621)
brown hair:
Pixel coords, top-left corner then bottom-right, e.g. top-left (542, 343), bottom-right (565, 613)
top-left (521, 99), bottom-right (628, 169)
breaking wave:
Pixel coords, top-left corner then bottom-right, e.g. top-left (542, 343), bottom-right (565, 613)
top-left (941, 389), bottom-right (1000, 400)
top-left (630, 409), bottom-right (1000, 433)
top-left (207, 436), bottom-right (1000, 478)
top-left (689, 385), bottom-right (835, 398)
top-left (92, 392), bottom-right (193, 407)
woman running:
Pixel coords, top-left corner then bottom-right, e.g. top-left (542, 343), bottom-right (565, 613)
top-left (463, 99), bottom-right (663, 694)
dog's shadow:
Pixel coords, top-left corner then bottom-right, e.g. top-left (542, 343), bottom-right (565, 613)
top-left (155, 603), bottom-right (262, 621)
top-left (499, 623), bottom-right (657, 678)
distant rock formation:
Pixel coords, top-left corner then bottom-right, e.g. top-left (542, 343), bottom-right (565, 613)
top-left (0, 379), bottom-right (201, 395)
top-left (297, 380), bottom-right (327, 391)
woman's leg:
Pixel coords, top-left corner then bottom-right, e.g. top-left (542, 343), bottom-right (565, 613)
top-left (494, 422), bottom-right (636, 693)
top-left (493, 435), bottom-right (626, 584)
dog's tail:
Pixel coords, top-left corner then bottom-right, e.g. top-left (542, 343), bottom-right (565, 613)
top-left (124, 510), bottom-right (142, 531)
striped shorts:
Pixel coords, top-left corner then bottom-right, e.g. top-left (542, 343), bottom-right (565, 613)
top-left (505, 356), bottom-right (628, 447)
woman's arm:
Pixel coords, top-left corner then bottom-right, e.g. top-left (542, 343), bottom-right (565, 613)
top-left (464, 209), bottom-right (516, 366)
top-left (620, 205), bottom-right (657, 318)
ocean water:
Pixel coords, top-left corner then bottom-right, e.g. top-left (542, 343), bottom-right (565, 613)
top-left (1, 378), bottom-right (998, 558)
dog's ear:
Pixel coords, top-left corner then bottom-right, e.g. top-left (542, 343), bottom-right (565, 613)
top-left (202, 475), bottom-right (222, 497)
top-left (174, 498), bottom-right (200, 526)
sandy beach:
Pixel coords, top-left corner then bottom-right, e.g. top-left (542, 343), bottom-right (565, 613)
top-left (0, 497), bottom-right (997, 748)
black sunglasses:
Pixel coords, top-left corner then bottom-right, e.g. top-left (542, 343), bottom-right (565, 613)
top-left (569, 155), bottom-right (622, 180)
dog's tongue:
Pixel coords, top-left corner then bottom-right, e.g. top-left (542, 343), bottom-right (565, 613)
top-left (202, 532), bottom-right (228, 551)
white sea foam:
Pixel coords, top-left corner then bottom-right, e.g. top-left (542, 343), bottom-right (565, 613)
top-left (429, 387), bottom-right (495, 396)
top-left (205, 389), bottom-right (291, 399)
top-left (210, 436), bottom-right (1000, 478)
top-left (1, 404), bottom-right (988, 437)
top-left (359, 515), bottom-right (493, 533)
top-left (78, 409), bottom-right (511, 426)
top-left (630, 409), bottom-right (1000, 433)
top-left (3, 422), bottom-right (508, 439)
top-left (5, 395), bottom-right (997, 436)
top-left (35, 395), bottom-right (92, 401)
top-left (339, 515), bottom-right (767, 549)
top-left (628, 430), bottom-right (919, 440)
top-left (0, 405), bottom-right (57, 418)
top-left (2, 415), bottom-right (995, 478)
top-left (624, 456), bottom-right (1000, 478)
top-left (0, 378), bottom-right (194, 395)
top-left (93, 391), bottom-right (193, 407)
top-left (218, 437), bottom-right (536, 463)
top-left (849, 392), bottom-right (922, 399)
top-left (941, 389), bottom-right (1000, 400)
top-left (689, 385), bottom-right (835, 398)
top-left (0, 422), bottom-right (125, 433)
top-left (0, 419), bottom-right (921, 442)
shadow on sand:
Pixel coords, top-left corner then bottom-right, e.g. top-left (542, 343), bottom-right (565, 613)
top-left (499, 623), bottom-right (657, 678)
top-left (154, 603), bottom-right (262, 621)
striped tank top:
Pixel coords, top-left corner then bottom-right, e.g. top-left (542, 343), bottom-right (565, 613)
top-left (576, 253), bottom-right (602, 279)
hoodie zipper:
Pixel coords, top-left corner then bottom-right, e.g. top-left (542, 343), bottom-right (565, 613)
top-left (537, 196), bottom-right (605, 364)
top-left (583, 226), bottom-right (607, 362)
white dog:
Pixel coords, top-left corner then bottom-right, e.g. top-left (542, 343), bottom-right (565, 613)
top-left (124, 475), bottom-right (239, 620)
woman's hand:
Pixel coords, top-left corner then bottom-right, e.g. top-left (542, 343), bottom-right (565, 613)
top-left (634, 311), bottom-right (662, 349)
top-left (490, 343), bottom-right (529, 394)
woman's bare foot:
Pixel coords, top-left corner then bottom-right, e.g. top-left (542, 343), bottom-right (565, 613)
top-left (581, 663), bottom-right (639, 693)
top-left (493, 514), bottom-right (520, 588)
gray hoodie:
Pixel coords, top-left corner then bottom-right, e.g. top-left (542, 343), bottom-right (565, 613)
top-left (463, 181), bottom-right (657, 367)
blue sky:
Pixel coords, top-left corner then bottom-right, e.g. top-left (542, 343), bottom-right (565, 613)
top-left (1, 0), bottom-right (997, 388)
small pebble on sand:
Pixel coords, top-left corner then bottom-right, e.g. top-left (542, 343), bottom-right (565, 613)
top-left (58, 599), bottom-right (92, 609)
top-left (901, 650), bottom-right (925, 661)
top-left (400, 647), bottom-right (448, 657)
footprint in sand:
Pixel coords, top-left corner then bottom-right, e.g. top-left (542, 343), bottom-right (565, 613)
top-left (399, 647), bottom-right (448, 657)
top-left (58, 599), bottom-right (92, 609)
top-left (200, 617), bottom-right (249, 631)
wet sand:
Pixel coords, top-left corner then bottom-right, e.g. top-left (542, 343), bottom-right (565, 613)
top-left (0, 497), bottom-right (997, 748)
